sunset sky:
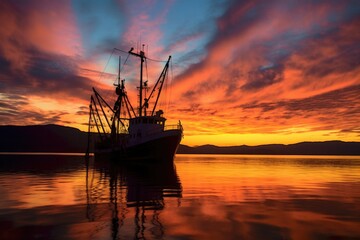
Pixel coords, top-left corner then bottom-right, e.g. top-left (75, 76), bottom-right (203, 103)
top-left (0, 0), bottom-right (359, 146)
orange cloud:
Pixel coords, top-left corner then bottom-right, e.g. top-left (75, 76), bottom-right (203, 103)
top-left (164, 1), bottom-right (360, 145)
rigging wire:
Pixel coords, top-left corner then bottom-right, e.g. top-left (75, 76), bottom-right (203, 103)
top-left (113, 48), bottom-right (129, 54)
top-left (114, 47), bottom-right (169, 63)
top-left (97, 48), bottom-right (116, 82)
top-left (114, 47), bottom-right (171, 62)
top-left (147, 57), bottom-right (168, 63)
top-left (99, 48), bottom-right (176, 116)
top-left (113, 52), bottom-right (130, 86)
top-left (144, 58), bottom-right (149, 109)
top-left (168, 58), bottom-right (174, 115)
top-left (122, 54), bottom-right (130, 72)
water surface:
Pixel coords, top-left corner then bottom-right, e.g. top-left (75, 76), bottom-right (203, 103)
top-left (0, 154), bottom-right (359, 239)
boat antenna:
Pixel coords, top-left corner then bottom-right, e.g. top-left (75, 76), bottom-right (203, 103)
top-left (118, 55), bottom-right (121, 86)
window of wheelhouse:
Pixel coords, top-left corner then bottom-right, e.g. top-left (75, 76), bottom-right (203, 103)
top-left (156, 120), bottom-right (164, 125)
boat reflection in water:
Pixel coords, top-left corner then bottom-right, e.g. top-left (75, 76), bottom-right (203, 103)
top-left (85, 156), bottom-right (182, 239)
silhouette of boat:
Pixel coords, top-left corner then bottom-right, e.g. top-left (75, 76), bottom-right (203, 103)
top-left (86, 47), bottom-right (183, 162)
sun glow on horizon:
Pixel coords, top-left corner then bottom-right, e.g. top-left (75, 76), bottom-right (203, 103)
top-left (181, 130), bottom-right (359, 147)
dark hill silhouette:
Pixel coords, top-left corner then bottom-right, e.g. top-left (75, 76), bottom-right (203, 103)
top-left (0, 124), bottom-right (359, 155)
top-left (176, 141), bottom-right (360, 155)
top-left (0, 124), bottom-right (89, 152)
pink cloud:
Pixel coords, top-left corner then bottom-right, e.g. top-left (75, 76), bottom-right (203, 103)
top-left (0, 1), bottom-right (81, 61)
top-left (119, 1), bottom-right (172, 57)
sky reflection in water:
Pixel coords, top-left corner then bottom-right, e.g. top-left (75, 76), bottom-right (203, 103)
top-left (0, 154), bottom-right (359, 239)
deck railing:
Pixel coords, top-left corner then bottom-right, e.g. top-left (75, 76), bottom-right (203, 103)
top-left (143, 122), bottom-right (183, 136)
top-left (164, 122), bottom-right (183, 131)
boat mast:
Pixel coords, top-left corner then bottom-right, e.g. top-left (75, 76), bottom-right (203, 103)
top-left (128, 46), bottom-right (146, 117)
top-left (117, 55), bottom-right (121, 134)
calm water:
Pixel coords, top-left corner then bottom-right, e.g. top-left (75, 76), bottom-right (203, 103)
top-left (0, 154), bottom-right (359, 240)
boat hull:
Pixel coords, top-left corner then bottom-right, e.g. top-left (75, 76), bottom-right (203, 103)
top-left (94, 130), bottom-right (182, 163)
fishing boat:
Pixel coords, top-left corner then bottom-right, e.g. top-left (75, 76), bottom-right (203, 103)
top-left (86, 47), bottom-right (183, 162)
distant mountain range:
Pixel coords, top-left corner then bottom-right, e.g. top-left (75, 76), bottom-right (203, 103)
top-left (0, 124), bottom-right (359, 155)
top-left (0, 124), bottom-right (88, 153)
top-left (177, 142), bottom-right (360, 155)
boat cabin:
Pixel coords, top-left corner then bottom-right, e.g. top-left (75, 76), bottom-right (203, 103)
top-left (128, 110), bottom-right (166, 139)
top-left (129, 116), bottom-right (165, 126)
